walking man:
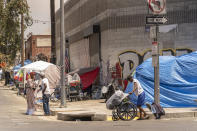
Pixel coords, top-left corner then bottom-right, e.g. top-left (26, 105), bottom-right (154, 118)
top-left (38, 72), bottom-right (50, 116)
top-left (127, 76), bottom-right (149, 120)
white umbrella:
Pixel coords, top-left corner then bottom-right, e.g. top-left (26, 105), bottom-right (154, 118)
top-left (21, 61), bottom-right (53, 72)
top-left (21, 61), bottom-right (60, 89)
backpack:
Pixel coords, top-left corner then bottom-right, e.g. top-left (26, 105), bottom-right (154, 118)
top-left (151, 103), bottom-right (165, 119)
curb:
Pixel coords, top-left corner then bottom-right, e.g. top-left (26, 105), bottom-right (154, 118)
top-left (161, 112), bottom-right (197, 119)
top-left (51, 107), bottom-right (197, 121)
top-left (146, 112), bottom-right (197, 120)
top-left (57, 111), bottom-right (107, 121)
top-left (50, 108), bottom-right (86, 116)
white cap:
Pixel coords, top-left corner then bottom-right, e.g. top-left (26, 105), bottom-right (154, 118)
top-left (39, 72), bottom-right (45, 77)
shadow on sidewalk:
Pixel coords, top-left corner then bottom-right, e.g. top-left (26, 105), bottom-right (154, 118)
top-left (21, 112), bottom-right (45, 117)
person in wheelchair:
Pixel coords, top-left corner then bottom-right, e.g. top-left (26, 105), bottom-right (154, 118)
top-left (127, 76), bottom-right (149, 120)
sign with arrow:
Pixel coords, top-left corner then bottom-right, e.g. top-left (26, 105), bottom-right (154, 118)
top-left (146, 16), bottom-right (168, 25)
top-left (148, 0), bottom-right (166, 15)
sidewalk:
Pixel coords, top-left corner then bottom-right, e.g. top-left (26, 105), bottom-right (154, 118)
top-left (50, 99), bottom-right (197, 121)
top-left (2, 81), bottom-right (197, 122)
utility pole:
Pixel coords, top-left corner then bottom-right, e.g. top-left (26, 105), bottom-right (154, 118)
top-left (21, 0), bottom-right (25, 89)
top-left (50, 0), bottom-right (56, 64)
top-left (21, 13), bottom-right (24, 67)
top-left (153, 25), bottom-right (160, 104)
top-left (60, 0), bottom-right (66, 107)
top-left (146, 0), bottom-right (167, 105)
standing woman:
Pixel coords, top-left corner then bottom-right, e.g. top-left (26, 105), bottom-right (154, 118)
top-left (26, 72), bottom-right (36, 115)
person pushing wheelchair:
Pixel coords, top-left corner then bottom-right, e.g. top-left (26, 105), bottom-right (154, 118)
top-left (127, 76), bottom-right (149, 120)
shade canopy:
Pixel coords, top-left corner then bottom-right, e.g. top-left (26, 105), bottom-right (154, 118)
top-left (21, 61), bottom-right (60, 89)
top-left (21, 61), bottom-right (53, 72)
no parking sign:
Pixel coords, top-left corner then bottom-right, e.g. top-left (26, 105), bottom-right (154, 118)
top-left (148, 0), bottom-right (166, 15)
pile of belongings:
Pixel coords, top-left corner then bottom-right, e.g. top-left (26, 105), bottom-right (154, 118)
top-left (106, 90), bottom-right (128, 110)
top-left (66, 73), bottom-right (81, 86)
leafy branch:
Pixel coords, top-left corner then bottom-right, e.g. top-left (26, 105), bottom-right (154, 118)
top-left (0, 0), bottom-right (32, 65)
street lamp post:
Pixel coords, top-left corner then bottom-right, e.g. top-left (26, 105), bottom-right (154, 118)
top-left (60, 0), bottom-right (66, 107)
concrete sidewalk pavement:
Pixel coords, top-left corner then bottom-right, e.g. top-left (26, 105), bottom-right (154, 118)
top-left (50, 99), bottom-right (197, 121)
top-left (2, 81), bottom-right (197, 122)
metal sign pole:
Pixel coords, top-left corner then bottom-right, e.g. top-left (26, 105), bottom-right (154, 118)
top-left (147, 0), bottom-right (167, 105)
top-left (60, 0), bottom-right (66, 107)
top-left (154, 25), bottom-right (160, 104)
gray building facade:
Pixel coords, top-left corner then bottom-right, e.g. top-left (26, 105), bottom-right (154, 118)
top-left (55, 0), bottom-right (197, 81)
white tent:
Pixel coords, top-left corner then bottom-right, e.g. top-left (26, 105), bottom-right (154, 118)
top-left (21, 61), bottom-right (53, 72)
top-left (21, 61), bottom-right (60, 89)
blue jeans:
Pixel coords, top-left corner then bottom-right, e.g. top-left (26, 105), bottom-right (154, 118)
top-left (43, 94), bottom-right (50, 115)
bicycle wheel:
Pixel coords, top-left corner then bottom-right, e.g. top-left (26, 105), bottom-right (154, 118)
top-left (112, 110), bottom-right (119, 121)
top-left (117, 102), bottom-right (137, 121)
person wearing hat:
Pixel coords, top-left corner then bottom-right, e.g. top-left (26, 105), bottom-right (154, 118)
top-left (127, 75), bottom-right (149, 120)
top-left (38, 72), bottom-right (50, 116)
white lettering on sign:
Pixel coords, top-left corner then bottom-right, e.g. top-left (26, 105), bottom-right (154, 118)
top-left (147, 17), bottom-right (167, 24)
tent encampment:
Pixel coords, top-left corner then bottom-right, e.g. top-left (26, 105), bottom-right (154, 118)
top-left (125, 51), bottom-right (197, 108)
top-left (13, 60), bottom-right (32, 72)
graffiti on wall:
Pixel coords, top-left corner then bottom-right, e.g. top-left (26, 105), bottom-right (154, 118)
top-left (118, 48), bottom-right (194, 79)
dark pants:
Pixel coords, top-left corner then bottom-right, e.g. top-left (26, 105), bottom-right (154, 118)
top-left (5, 77), bottom-right (9, 85)
top-left (43, 94), bottom-right (50, 115)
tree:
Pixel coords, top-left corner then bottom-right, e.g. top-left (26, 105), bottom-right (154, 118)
top-left (0, 0), bottom-right (31, 65)
top-left (36, 53), bottom-right (48, 62)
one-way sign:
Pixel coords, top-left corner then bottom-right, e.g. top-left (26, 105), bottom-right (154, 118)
top-left (146, 16), bottom-right (168, 25)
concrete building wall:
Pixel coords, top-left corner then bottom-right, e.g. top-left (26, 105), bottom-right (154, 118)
top-left (55, 0), bottom-right (197, 79)
top-left (69, 38), bottom-right (90, 70)
top-left (89, 33), bottom-right (100, 67)
top-left (101, 23), bottom-right (197, 79)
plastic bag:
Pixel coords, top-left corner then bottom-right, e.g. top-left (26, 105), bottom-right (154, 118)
top-left (106, 90), bottom-right (128, 110)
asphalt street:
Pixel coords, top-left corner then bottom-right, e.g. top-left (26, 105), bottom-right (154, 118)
top-left (1, 84), bottom-right (197, 131)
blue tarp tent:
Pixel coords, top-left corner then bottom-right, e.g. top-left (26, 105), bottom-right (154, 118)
top-left (125, 51), bottom-right (197, 108)
top-left (13, 60), bottom-right (32, 72)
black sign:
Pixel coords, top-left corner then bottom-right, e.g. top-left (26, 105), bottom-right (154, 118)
top-left (146, 16), bottom-right (167, 25)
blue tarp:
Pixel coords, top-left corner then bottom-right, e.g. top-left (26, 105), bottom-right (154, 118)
top-left (125, 51), bottom-right (197, 108)
top-left (13, 60), bottom-right (32, 72)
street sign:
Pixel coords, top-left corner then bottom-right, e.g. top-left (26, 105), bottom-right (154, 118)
top-left (146, 16), bottom-right (167, 25)
top-left (148, 0), bottom-right (166, 15)
top-left (152, 41), bottom-right (158, 56)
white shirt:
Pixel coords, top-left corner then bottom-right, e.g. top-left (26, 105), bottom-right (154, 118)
top-left (41, 78), bottom-right (50, 94)
top-left (133, 79), bottom-right (144, 96)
